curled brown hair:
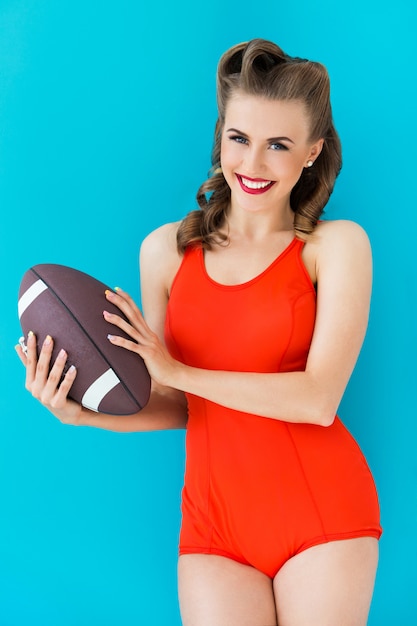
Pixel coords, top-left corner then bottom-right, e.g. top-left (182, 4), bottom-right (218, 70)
top-left (177, 39), bottom-right (342, 252)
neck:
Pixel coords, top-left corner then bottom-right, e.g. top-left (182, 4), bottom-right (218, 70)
top-left (225, 203), bottom-right (295, 241)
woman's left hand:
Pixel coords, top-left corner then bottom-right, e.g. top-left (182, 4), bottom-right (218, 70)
top-left (104, 288), bottom-right (181, 388)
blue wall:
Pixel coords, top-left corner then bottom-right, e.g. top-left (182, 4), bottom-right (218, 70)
top-left (1, 1), bottom-right (415, 623)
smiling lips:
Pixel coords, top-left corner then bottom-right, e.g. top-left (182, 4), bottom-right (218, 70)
top-left (237, 174), bottom-right (275, 195)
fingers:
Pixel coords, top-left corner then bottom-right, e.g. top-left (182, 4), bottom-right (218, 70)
top-left (16, 332), bottom-right (77, 406)
top-left (15, 337), bottom-right (28, 365)
top-left (105, 288), bottom-right (144, 325)
top-left (41, 348), bottom-right (76, 406)
top-left (25, 331), bottom-right (41, 389)
top-left (49, 361), bottom-right (77, 409)
top-left (106, 333), bottom-right (147, 357)
top-left (107, 286), bottom-right (135, 309)
top-left (29, 334), bottom-right (54, 395)
top-left (104, 287), bottom-right (151, 341)
top-left (102, 309), bottom-right (144, 347)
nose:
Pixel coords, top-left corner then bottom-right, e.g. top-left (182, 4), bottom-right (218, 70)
top-left (243, 145), bottom-right (265, 175)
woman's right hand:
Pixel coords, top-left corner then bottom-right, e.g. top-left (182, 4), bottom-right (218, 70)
top-left (15, 331), bottom-right (83, 425)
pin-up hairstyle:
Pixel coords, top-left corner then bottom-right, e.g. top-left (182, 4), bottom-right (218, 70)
top-left (177, 39), bottom-right (342, 251)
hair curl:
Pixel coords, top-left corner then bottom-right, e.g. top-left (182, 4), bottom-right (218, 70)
top-left (177, 39), bottom-right (342, 252)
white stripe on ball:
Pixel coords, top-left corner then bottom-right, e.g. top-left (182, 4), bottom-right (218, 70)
top-left (81, 368), bottom-right (121, 411)
top-left (18, 279), bottom-right (48, 319)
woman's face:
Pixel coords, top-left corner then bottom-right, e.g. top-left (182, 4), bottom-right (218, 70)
top-left (220, 92), bottom-right (323, 216)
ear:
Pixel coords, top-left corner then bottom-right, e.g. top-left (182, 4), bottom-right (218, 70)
top-left (305, 138), bottom-right (324, 167)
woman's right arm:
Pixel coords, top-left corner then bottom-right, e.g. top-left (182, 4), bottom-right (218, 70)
top-left (15, 222), bottom-right (188, 432)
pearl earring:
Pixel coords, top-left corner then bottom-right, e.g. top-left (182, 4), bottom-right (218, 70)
top-left (307, 160), bottom-right (314, 167)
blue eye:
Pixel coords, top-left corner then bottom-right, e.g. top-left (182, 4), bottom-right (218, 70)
top-left (270, 142), bottom-right (288, 151)
top-left (229, 135), bottom-right (248, 145)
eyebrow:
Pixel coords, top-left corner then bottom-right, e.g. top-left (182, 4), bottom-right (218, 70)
top-left (226, 128), bottom-right (295, 144)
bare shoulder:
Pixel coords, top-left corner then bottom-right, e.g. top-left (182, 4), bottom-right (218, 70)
top-left (140, 221), bottom-right (181, 258)
top-left (302, 220), bottom-right (371, 285)
top-left (314, 219), bottom-right (371, 250)
top-left (319, 219), bottom-right (371, 268)
top-left (140, 221), bottom-right (182, 267)
top-left (140, 221), bottom-right (183, 293)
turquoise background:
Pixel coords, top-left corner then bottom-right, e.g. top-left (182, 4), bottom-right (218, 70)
top-left (1, 1), bottom-right (415, 623)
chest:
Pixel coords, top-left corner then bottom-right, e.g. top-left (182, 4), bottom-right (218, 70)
top-left (165, 245), bottom-right (316, 374)
top-left (203, 235), bottom-right (295, 286)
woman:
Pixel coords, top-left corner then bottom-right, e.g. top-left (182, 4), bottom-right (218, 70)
top-left (17, 39), bottom-right (382, 625)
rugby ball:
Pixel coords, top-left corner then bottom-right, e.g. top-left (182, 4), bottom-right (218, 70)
top-left (18, 264), bottom-right (151, 415)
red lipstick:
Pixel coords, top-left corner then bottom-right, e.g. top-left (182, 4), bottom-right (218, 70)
top-left (236, 174), bottom-right (275, 195)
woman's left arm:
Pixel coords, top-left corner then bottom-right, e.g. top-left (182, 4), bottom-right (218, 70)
top-left (106, 220), bottom-right (372, 427)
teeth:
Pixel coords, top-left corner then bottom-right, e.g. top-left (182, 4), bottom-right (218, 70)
top-left (241, 177), bottom-right (272, 189)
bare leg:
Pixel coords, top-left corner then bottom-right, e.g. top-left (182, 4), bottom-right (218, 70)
top-left (178, 554), bottom-right (277, 626)
top-left (273, 537), bottom-right (379, 626)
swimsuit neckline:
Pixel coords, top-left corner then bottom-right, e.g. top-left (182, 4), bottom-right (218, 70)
top-left (200, 237), bottom-right (301, 290)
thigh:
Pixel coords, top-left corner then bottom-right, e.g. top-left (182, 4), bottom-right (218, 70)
top-left (178, 554), bottom-right (277, 626)
top-left (273, 537), bottom-right (379, 626)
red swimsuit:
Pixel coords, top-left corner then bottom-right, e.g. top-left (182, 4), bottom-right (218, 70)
top-left (165, 238), bottom-right (382, 578)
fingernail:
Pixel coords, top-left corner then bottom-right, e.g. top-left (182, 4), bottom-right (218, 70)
top-left (15, 337), bottom-right (27, 354)
top-left (68, 365), bottom-right (76, 373)
top-left (103, 310), bottom-right (110, 318)
top-left (19, 337), bottom-right (28, 355)
top-left (44, 335), bottom-right (52, 346)
top-left (58, 348), bottom-right (67, 360)
top-left (107, 334), bottom-right (115, 341)
top-left (114, 286), bottom-right (122, 292)
top-left (105, 289), bottom-right (113, 296)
